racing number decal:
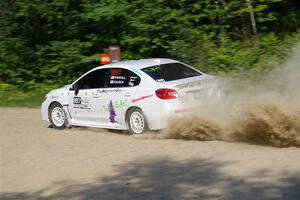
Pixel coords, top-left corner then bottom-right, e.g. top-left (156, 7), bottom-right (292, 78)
top-left (73, 97), bottom-right (91, 110)
top-left (111, 69), bottom-right (122, 76)
top-left (73, 97), bottom-right (81, 104)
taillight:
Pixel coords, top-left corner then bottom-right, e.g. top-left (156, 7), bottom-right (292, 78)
top-left (44, 95), bottom-right (48, 101)
top-left (155, 88), bottom-right (179, 100)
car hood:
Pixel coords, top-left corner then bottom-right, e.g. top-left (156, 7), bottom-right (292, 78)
top-left (48, 84), bottom-right (71, 95)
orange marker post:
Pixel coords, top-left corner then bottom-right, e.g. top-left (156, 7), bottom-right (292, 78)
top-left (100, 54), bottom-right (111, 65)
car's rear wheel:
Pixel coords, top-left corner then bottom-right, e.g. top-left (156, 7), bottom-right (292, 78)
top-left (127, 108), bottom-right (147, 134)
top-left (49, 102), bottom-right (67, 130)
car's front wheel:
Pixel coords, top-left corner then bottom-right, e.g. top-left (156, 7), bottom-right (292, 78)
top-left (127, 108), bottom-right (147, 134)
top-left (49, 102), bottom-right (67, 130)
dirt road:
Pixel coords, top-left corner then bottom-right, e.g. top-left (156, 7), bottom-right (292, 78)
top-left (0, 108), bottom-right (299, 199)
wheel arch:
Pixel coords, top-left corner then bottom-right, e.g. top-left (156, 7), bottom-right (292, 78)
top-left (48, 101), bottom-right (62, 119)
top-left (125, 106), bottom-right (150, 134)
top-left (48, 101), bottom-right (68, 130)
top-left (125, 106), bottom-right (151, 129)
top-left (125, 106), bottom-right (143, 123)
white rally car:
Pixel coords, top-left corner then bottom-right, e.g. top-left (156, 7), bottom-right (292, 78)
top-left (41, 58), bottom-right (222, 134)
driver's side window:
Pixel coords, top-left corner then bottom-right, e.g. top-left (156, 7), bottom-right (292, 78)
top-left (73, 68), bottom-right (111, 90)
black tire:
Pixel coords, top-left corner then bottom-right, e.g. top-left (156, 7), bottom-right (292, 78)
top-left (49, 102), bottom-right (67, 130)
top-left (126, 108), bottom-right (147, 134)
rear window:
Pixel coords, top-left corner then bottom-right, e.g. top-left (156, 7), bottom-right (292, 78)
top-left (141, 63), bottom-right (202, 82)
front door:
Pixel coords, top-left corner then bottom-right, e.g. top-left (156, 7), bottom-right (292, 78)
top-left (67, 68), bottom-right (111, 126)
top-left (68, 89), bottom-right (94, 124)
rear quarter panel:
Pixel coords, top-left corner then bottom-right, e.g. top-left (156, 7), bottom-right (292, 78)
top-left (129, 77), bottom-right (181, 130)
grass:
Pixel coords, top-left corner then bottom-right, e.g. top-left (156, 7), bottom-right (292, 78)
top-left (0, 90), bottom-right (46, 107)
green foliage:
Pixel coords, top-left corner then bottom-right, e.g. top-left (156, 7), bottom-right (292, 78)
top-left (203, 33), bottom-right (299, 75)
top-left (0, 90), bottom-right (45, 107)
top-left (36, 40), bottom-right (95, 82)
top-left (0, 83), bottom-right (59, 107)
top-left (0, 0), bottom-right (300, 99)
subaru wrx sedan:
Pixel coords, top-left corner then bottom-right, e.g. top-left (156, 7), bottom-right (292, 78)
top-left (41, 58), bottom-right (222, 134)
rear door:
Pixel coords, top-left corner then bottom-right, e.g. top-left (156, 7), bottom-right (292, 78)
top-left (99, 68), bottom-right (141, 128)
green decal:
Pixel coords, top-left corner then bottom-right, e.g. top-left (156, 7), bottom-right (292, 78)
top-left (103, 99), bottom-right (129, 111)
top-left (144, 66), bottom-right (161, 73)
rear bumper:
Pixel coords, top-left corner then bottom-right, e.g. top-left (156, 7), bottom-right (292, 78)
top-left (144, 94), bottom-right (223, 131)
top-left (143, 99), bottom-right (191, 130)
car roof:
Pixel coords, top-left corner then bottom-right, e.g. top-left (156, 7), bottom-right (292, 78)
top-left (95, 58), bottom-right (179, 70)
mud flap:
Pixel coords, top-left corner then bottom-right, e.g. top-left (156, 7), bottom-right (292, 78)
top-left (63, 104), bottom-right (72, 128)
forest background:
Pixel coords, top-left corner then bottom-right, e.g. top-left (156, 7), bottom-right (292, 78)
top-left (0, 0), bottom-right (299, 106)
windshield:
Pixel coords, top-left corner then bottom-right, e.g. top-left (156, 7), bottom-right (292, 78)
top-left (141, 62), bottom-right (202, 82)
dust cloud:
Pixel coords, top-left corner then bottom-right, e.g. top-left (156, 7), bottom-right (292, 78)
top-left (157, 43), bottom-right (300, 147)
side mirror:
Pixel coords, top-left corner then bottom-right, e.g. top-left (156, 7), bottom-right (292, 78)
top-left (71, 84), bottom-right (79, 96)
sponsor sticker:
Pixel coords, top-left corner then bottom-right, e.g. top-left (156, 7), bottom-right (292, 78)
top-left (110, 80), bottom-right (124, 84)
top-left (176, 81), bottom-right (202, 90)
top-left (103, 99), bottom-right (129, 111)
top-left (73, 97), bottom-right (91, 109)
top-left (111, 75), bottom-right (126, 80)
top-left (108, 100), bottom-right (117, 123)
top-left (97, 88), bottom-right (123, 93)
top-left (144, 66), bottom-right (161, 73)
top-left (156, 79), bottom-right (165, 83)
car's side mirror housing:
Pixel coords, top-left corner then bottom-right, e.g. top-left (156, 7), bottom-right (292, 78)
top-left (70, 84), bottom-right (79, 96)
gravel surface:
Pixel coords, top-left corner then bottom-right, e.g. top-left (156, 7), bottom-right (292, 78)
top-left (0, 107), bottom-right (299, 200)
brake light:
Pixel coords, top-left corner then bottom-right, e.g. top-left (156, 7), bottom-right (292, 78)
top-left (44, 95), bottom-right (47, 101)
top-left (155, 88), bottom-right (179, 100)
